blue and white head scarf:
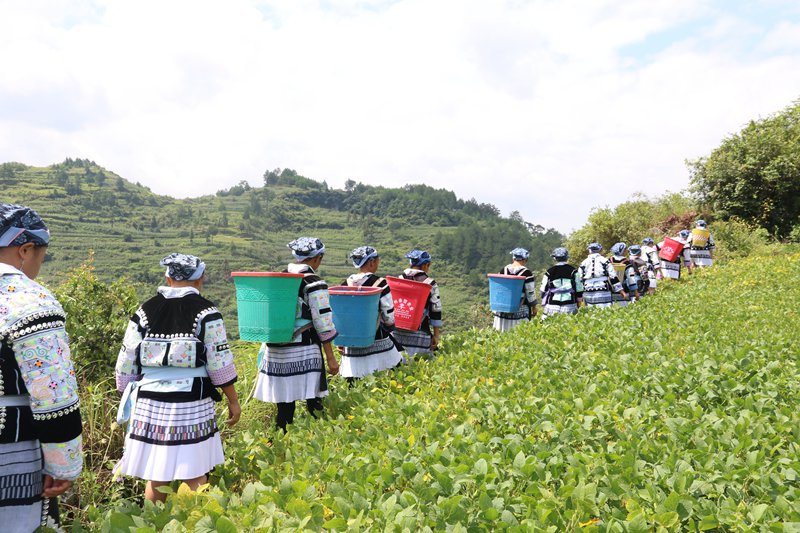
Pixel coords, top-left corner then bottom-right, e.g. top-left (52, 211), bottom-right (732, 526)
top-left (587, 242), bottom-right (602, 253)
top-left (350, 246), bottom-right (379, 268)
top-left (551, 247), bottom-right (569, 261)
top-left (696, 219), bottom-right (707, 228)
top-left (679, 229), bottom-right (690, 239)
top-left (288, 237), bottom-right (325, 261)
top-left (510, 247), bottom-right (529, 260)
top-left (611, 242), bottom-right (627, 256)
top-left (642, 237), bottom-right (655, 245)
top-left (0, 204), bottom-right (50, 248)
top-left (629, 245), bottom-right (642, 256)
top-left (160, 253), bottom-right (206, 281)
top-left (405, 249), bottom-right (431, 267)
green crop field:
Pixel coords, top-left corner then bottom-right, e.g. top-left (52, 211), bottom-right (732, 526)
top-left (74, 249), bottom-right (800, 532)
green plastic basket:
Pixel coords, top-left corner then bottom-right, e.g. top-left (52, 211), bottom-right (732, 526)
top-left (231, 272), bottom-right (304, 342)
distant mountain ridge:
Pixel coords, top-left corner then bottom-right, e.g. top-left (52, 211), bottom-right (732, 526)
top-left (1, 159), bottom-right (563, 332)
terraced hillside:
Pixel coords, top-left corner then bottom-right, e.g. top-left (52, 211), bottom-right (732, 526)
top-left (1, 159), bottom-right (562, 334)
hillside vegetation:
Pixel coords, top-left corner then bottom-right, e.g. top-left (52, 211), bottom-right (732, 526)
top-left (69, 248), bottom-right (800, 531)
top-left (1, 160), bottom-right (561, 336)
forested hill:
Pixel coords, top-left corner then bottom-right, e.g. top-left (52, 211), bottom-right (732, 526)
top-left (1, 160), bottom-right (562, 332)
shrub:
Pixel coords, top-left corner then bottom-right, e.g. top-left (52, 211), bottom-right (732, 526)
top-left (52, 252), bottom-right (139, 384)
top-left (711, 217), bottom-right (772, 260)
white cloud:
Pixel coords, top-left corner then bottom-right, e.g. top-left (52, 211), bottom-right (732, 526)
top-left (1, 0), bottom-right (798, 233)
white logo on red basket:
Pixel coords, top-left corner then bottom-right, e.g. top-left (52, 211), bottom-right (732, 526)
top-left (395, 297), bottom-right (415, 318)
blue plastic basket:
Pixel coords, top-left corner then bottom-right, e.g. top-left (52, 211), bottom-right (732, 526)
top-left (329, 286), bottom-right (383, 347)
top-left (488, 274), bottom-right (526, 313)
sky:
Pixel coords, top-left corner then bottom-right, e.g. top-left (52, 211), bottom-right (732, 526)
top-left (1, 0), bottom-right (799, 234)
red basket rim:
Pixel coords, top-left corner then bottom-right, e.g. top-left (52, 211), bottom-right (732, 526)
top-left (231, 272), bottom-right (305, 278)
top-left (487, 274), bottom-right (526, 280)
top-left (385, 275), bottom-right (429, 285)
top-left (329, 286), bottom-right (383, 295)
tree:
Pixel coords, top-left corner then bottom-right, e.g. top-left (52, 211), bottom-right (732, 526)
top-left (689, 99), bottom-right (800, 236)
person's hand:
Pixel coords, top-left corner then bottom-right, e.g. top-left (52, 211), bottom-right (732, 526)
top-left (42, 475), bottom-right (71, 497)
top-left (431, 335), bottom-right (440, 351)
top-left (327, 357), bottom-right (340, 376)
top-left (226, 401), bottom-right (241, 426)
top-left (621, 291), bottom-right (629, 300)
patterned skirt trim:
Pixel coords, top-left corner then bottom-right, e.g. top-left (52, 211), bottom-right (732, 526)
top-left (253, 344), bottom-right (328, 403)
top-left (341, 337), bottom-right (403, 378)
top-left (116, 397), bottom-right (224, 482)
top-left (0, 439), bottom-right (48, 533)
top-left (543, 303), bottom-right (578, 316)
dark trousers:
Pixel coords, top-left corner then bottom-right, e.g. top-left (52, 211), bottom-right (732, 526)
top-left (275, 398), bottom-right (324, 431)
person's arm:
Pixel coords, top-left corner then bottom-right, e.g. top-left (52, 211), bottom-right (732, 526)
top-left (428, 282), bottom-right (443, 349)
top-left (116, 315), bottom-right (144, 393)
top-left (201, 313), bottom-right (240, 426)
top-left (322, 341), bottom-right (339, 375)
top-left (306, 279), bottom-right (339, 372)
top-left (573, 268), bottom-right (584, 307)
top-left (220, 383), bottom-right (241, 426)
top-left (13, 306), bottom-right (83, 495)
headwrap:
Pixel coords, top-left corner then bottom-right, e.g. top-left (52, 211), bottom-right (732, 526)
top-left (405, 249), bottom-right (431, 267)
top-left (288, 237), bottom-right (326, 261)
top-left (629, 245), bottom-right (642, 256)
top-left (587, 242), bottom-right (602, 253)
top-left (610, 242), bottom-right (627, 256)
top-left (511, 247), bottom-right (529, 260)
top-left (0, 203), bottom-right (50, 247)
top-left (679, 229), bottom-right (690, 239)
top-left (551, 247), bottom-right (569, 261)
top-left (642, 237), bottom-right (654, 245)
top-left (696, 219), bottom-right (707, 228)
top-left (350, 246), bottom-right (379, 268)
top-left (160, 253), bottom-right (206, 281)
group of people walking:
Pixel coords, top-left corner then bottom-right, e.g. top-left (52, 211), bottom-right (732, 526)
top-left (0, 200), bottom-right (715, 532)
top-left (492, 220), bottom-right (716, 331)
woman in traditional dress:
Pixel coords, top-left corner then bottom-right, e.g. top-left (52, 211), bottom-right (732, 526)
top-left (688, 220), bottom-right (715, 268)
top-left (392, 250), bottom-right (442, 357)
top-left (539, 247), bottom-right (583, 317)
top-left (608, 243), bottom-right (639, 307)
top-left (678, 229), bottom-right (693, 274)
top-left (658, 231), bottom-right (689, 281)
top-left (115, 253), bottom-right (240, 503)
top-left (579, 242), bottom-right (627, 309)
top-left (339, 246), bottom-right (403, 379)
top-left (627, 245), bottom-right (650, 298)
top-left (641, 237), bottom-right (661, 294)
top-left (493, 248), bottom-right (538, 331)
top-left (253, 238), bottom-right (339, 431)
top-left (0, 204), bottom-right (82, 532)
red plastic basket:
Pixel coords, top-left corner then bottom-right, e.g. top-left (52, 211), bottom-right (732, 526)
top-left (658, 237), bottom-right (684, 262)
top-left (385, 276), bottom-right (432, 331)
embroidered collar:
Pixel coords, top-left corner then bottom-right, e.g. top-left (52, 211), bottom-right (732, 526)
top-left (288, 263), bottom-right (315, 275)
top-left (0, 262), bottom-right (24, 276)
top-left (158, 286), bottom-right (200, 299)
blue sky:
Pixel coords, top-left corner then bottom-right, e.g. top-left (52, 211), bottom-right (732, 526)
top-left (1, 0), bottom-right (798, 233)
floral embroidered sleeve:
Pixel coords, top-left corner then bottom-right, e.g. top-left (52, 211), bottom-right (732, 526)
top-left (198, 312), bottom-right (237, 387)
top-left (115, 310), bottom-right (145, 393)
top-left (522, 269), bottom-right (538, 306)
top-left (573, 269), bottom-right (584, 298)
top-left (13, 319), bottom-right (83, 480)
top-left (304, 279), bottom-right (337, 343)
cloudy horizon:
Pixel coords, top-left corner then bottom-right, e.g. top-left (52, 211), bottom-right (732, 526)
top-left (1, 0), bottom-right (799, 233)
